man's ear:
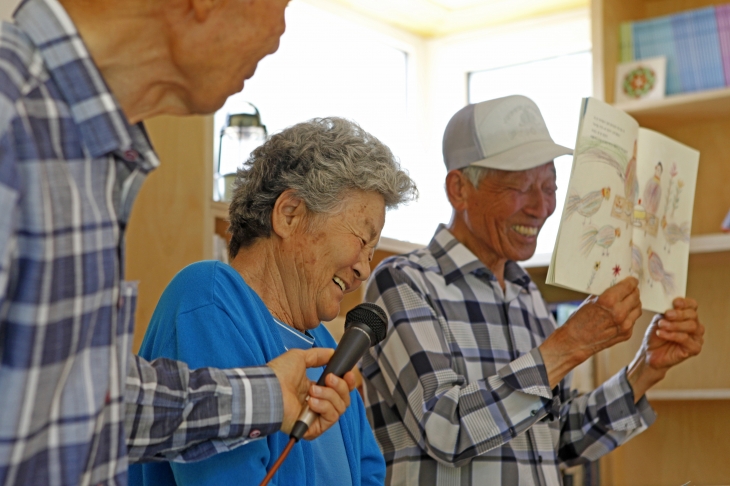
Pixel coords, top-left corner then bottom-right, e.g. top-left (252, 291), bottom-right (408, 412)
top-left (190, 0), bottom-right (220, 22)
top-left (445, 170), bottom-right (473, 212)
top-left (271, 189), bottom-right (307, 239)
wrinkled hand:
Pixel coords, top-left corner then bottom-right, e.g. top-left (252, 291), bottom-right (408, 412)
top-left (267, 348), bottom-right (356, 441)
top-left (627, 297), bottom-right (704, 400)
top-left (645, 297), bottom-right (704, 369)
top-left (540, 277), bottom-right (642, 387)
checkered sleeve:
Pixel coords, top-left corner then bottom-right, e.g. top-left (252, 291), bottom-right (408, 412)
top-left (125, 354), bottom-right (283, 463)
top-left (556, 366), bottom-right (656, 465)
top-left (0, 100), bottom-right (19, 303)
top-left (364, 264), bottom-right (556, 467)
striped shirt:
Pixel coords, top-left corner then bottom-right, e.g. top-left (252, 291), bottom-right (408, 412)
top-left (360, 224), bottom-right (656, 486)
top-left (0, 0), bottom-right (281, 484)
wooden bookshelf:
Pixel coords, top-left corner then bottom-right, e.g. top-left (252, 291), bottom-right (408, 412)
top-left (592, 0), bottom-right (730, 483)
top-left (615, 86), bottom-right (730, 125)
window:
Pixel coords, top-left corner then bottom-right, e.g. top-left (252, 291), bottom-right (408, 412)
top-left (468, 51), bottom-right (593, 260)
top-left (214, 1), bottom-right (411, 188)
top-left (213, 5), bottom-right (592, 263)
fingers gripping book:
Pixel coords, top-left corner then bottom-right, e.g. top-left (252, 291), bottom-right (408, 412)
top-left (547, 97), bottom-right (699, 313)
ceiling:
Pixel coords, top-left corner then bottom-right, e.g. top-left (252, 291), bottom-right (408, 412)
top-left (327, 0), bottom-right (588, 37)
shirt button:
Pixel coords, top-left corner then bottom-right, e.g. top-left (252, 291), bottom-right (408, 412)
top-left (124, 149), bottom-right (139, 162)
top-left (530, 409), bottom-right (538, 416)
top-left (249, 429), bottom-right (261, 438)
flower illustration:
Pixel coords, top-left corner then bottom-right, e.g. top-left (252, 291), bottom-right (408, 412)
top-left (672, 179), bottom-right (685, 217)
top-left (587, 261), bottom-right (601, 290)
top-left (612, 264), bottom-right (621, 277)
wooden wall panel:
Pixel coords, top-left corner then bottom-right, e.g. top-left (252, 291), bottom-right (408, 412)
top-left (126, 115), bottom-right (213, 352)
top-left (601, 401), bottom-right (730, 486)
top-left (595, 0), bottom-right (730, 481)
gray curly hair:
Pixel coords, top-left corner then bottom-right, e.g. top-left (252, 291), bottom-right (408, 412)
top-left (228, 117), bottom-right (418, 258)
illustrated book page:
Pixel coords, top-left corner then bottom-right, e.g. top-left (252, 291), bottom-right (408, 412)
top-left (547, 97), bottom-right (699, 313)
top-left (630, 128), bottom-right (699, 312)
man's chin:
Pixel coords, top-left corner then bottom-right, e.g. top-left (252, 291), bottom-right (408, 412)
top-left (509, 245), bottom-right (538, 263)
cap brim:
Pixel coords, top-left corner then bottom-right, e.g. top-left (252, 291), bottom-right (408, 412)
top-left (468, 140), bottom-right (573, 172)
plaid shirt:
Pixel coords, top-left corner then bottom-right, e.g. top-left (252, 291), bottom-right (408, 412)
top-left (361, 225), bottom-right (656, 486)
top-left (0, 1), bottom-right (281, 484)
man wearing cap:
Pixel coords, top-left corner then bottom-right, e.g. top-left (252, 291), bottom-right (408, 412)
top-left (360, 95), bottom-right (704, 485)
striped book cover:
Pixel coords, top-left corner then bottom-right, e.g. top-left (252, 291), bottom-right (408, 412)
top-left (717, 4), bottom-right (730, 86)
top-left (671, 7), bottom-right (725, 92)
top-left (619, 22), bottom-right (634, 62)
top-left (633, 16), bottom-right (682, 94)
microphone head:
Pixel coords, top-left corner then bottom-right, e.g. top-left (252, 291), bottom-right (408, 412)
top-left (344, 303), bottom-right (388, 345)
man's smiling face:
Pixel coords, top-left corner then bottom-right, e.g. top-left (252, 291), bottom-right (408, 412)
top-left (461, 162), bottom-right (557, 264)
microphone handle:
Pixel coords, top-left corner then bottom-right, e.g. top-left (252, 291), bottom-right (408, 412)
top-left (316, 325), bottom-right (372, 386)
top-left (289, 325), bottom-right (373, 441)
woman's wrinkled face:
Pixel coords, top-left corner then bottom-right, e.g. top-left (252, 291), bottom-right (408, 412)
top-left (286, 190), bottom-right (385, 328)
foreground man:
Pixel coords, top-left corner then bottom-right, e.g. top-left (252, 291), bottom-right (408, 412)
top-left (0, 0), bottom-right (354, 484)
top-left (361, 95), bottom-right (705, 485)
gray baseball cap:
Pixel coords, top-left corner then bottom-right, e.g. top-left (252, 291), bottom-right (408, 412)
top-left (442, 95), bottom-right (573, 172)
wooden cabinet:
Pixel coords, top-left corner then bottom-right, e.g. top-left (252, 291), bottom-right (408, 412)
top-left (592, 0), bottom-right (730, 483)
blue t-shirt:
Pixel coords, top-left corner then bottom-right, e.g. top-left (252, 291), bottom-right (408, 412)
top-left (128, 261), bottom-right (384, 486)
top-left (272, 317), bottom-right (352, 486)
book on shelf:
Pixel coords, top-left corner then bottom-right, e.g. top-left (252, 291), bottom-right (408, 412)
top-left (620, 4), bottom-right (730, 96)
top-left (632, 15), bottom-right (683, 94)
top-left (717, 4), bottom-right (730, 86)
top-left (547, 98), bottom-right (700, 313)
top-left (671, 7), bottom-right (725, 93)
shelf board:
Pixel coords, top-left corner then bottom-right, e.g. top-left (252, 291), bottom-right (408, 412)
top-left (688, 232), bottom-right (730, 254)
top-left (211, 200), bottom-right (229, 221)
top-left (614, 87), bottom-right (730, 126)
top-left (646, 388), bottom-right (730, 401)
top-left (377, 233), bottom-right (730, 266)
top-left (376, 236), bottom-right (424, 255)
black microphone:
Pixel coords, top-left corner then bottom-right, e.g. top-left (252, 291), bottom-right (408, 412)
top-left (289, 303), bottom-right (388, 441)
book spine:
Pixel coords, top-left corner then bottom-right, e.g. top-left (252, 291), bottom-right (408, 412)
top-left (717, 4), bottom-right (730, 86)
top-left (671, 10), bottom-right (698, 92)
top-left (619, 22), bottom-right (634, 63)
top-left (695, 7), bottom-right (725, 90)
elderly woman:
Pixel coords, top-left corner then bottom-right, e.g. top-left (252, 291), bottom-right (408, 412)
top-left (130, 117), bottom-right (417, 486)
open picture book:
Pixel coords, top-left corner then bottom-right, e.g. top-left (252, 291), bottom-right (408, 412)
top-left (547, 97), bottom-right (700, 313)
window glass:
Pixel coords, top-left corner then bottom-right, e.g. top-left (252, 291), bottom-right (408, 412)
top-left (214, 2), bottom-right (409, 189)
top-left (468, 51), bottom-right (593, 257)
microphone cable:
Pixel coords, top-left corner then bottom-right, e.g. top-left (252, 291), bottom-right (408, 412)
top-left (258, 303), bottom-right (388, 486)
top-left (259, 437), bottom-right (296, 486)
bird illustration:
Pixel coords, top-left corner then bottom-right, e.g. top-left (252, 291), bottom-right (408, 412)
top-left (647, 246), bottom-right (675, 296)
top-left (580, 225), bottom-right (621, 256)
top-left (643, 162), bottom-right (663, 215)
top-left (630, 239), bottom-right (644, 282)
top-left (661, 216), bottom-right (690, 253)
top-left (578, 138), bottom-right (638, 204)
top-left (565, 187), bottom-right (611, 224)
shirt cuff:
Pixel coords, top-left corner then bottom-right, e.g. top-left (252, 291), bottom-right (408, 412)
top-left (227, 365), bottom-right (283, 440)
top-left (497, 348), bottom-right (553, 400)
top-left (601, 367), bottom-right (657, 431)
